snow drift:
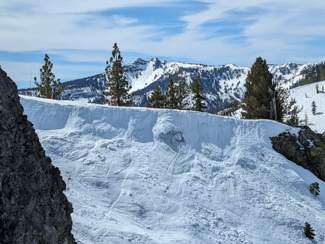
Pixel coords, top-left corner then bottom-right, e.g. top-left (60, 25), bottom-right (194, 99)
top-left (21, 96), bottom-right (325, 244)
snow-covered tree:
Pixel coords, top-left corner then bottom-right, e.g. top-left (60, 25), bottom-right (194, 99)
top-left (105, 43), bottom-right (132, 106)
top-left (35, 54), bottom-right (63, 99)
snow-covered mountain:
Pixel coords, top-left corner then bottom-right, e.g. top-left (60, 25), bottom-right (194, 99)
top-left (21, 95), bottom-right (325, 244)
top-left (56, 58), bottom-right (250, 112)
top-left (290, 80), bottom-right (325, 132)
top-left (19, 58), bottom-right (325, 112)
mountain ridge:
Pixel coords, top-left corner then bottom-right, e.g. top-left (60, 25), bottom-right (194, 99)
top-left (19, 58), bottom-right (325, 112)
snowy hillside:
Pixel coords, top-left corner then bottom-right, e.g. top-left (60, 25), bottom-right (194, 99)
top-left (291, 80), bottom-right (325, 132)
top-left (21, 96), bottom-right (325, 244)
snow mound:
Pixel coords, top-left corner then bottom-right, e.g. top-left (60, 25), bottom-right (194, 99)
top-left (21, 96), bottom-right (325, 244)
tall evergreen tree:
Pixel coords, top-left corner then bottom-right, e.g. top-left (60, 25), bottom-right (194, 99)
top-left (149, 85), bottom-right (165, 108)
top-left (105, 43), bottom-right (132, 106)
top-left (242, 57), bottom-right (275, 119)
top-left (35, 54), bottom-right (63, 99)
top-left (304, 222), bottom-right (315, 240)
top-left (166, 79), bottom-right (178, 109)
top-left (176, 79), bottom-right (189, 110)
top-left (191, 77), bottom-right (206, 112)
top-left (312, 101), bottom-right (317, 115)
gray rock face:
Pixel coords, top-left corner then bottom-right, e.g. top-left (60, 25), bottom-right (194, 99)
top-left (272, 127), bottom-right (325, 181)
top-left (0, 68), bottom-right (75, 244)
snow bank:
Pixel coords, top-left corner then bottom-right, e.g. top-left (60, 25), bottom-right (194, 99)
top-left (21, 95), bottom-right (325, 244)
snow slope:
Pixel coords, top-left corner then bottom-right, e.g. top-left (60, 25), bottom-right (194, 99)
top-left (21, 96), bottom-right (325, 244)
top-left (291, 80), bottom-right (325, 132)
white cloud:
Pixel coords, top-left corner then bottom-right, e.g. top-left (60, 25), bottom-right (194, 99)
top-left (1, 0), bottom-right (325, 82)
top-left (0, 0), bottom-right (176, 14)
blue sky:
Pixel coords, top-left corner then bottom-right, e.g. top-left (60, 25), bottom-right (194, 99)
top-left (0, 0), bottom-right (325, 87)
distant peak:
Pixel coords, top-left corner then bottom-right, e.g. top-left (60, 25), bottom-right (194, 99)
top-left (149, 57), bottom-right (162, 69)
top-left (150, 57), bottom-right (162, 63)
top-left (133, 58), bottom-right (148, 65)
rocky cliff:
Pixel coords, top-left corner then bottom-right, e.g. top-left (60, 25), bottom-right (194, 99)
top-left (0, 68), bottom-right (75, 244)
top-left (272, 127), bottom-right (325, 181)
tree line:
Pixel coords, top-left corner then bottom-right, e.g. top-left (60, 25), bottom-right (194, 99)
top-left (104, 43), bottom-right (206, 111)
top-left (35, 43), bottom-right (302, 126)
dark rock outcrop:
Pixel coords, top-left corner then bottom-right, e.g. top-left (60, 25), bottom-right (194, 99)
top-left (0, 68), bottom-right (75, 243)
top-left (272, 127), bottom-right (325, 181)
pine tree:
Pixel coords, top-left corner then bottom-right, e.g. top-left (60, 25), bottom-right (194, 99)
top-left (191, 77), bottom-right (206, 112)
top-left (312, 101), bottom-right (317, 115)
top-left (304, 222), bottom-right (315, 240)
top-left (309, 182), bottom-right (320, 196)
top-left (242, 57), bottom-right (275, 120)
top-left (166, 79), bottom-right (178, 109)
top-left (149, 85), bottom-right (165, 108)
top-left (105, 43), bottom-right (132, 106)
top-left (176, 79), bottom-right (189, 110)
top-left (35, 54), bottom-right (63, 99)
top-left (274, 87), bottom-right (303, 126)
top-left (286, 99), bottom-right (302, 127)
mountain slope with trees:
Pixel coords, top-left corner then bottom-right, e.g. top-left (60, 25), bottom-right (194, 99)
top-left (290, 80), bottom-right (325, 132)
top-left (20, 58), bottom-right (324, 112)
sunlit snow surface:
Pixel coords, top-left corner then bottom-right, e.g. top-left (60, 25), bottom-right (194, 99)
top-left (290, 80), bottom-right (325, 133)
top-left (21, 96), bottom-right (325, 244)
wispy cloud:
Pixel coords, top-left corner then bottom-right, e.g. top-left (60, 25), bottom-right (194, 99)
top-left (0, 0), bottom-right (325, 84)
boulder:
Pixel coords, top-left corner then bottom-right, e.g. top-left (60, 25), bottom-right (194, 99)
top-left (272, 127), bottom-right (325, 181)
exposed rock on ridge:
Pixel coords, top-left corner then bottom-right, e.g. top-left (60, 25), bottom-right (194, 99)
top-left (272, 127), bottom-right (325, 181)
top-left (0, 68), bottom-right (75, 244)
